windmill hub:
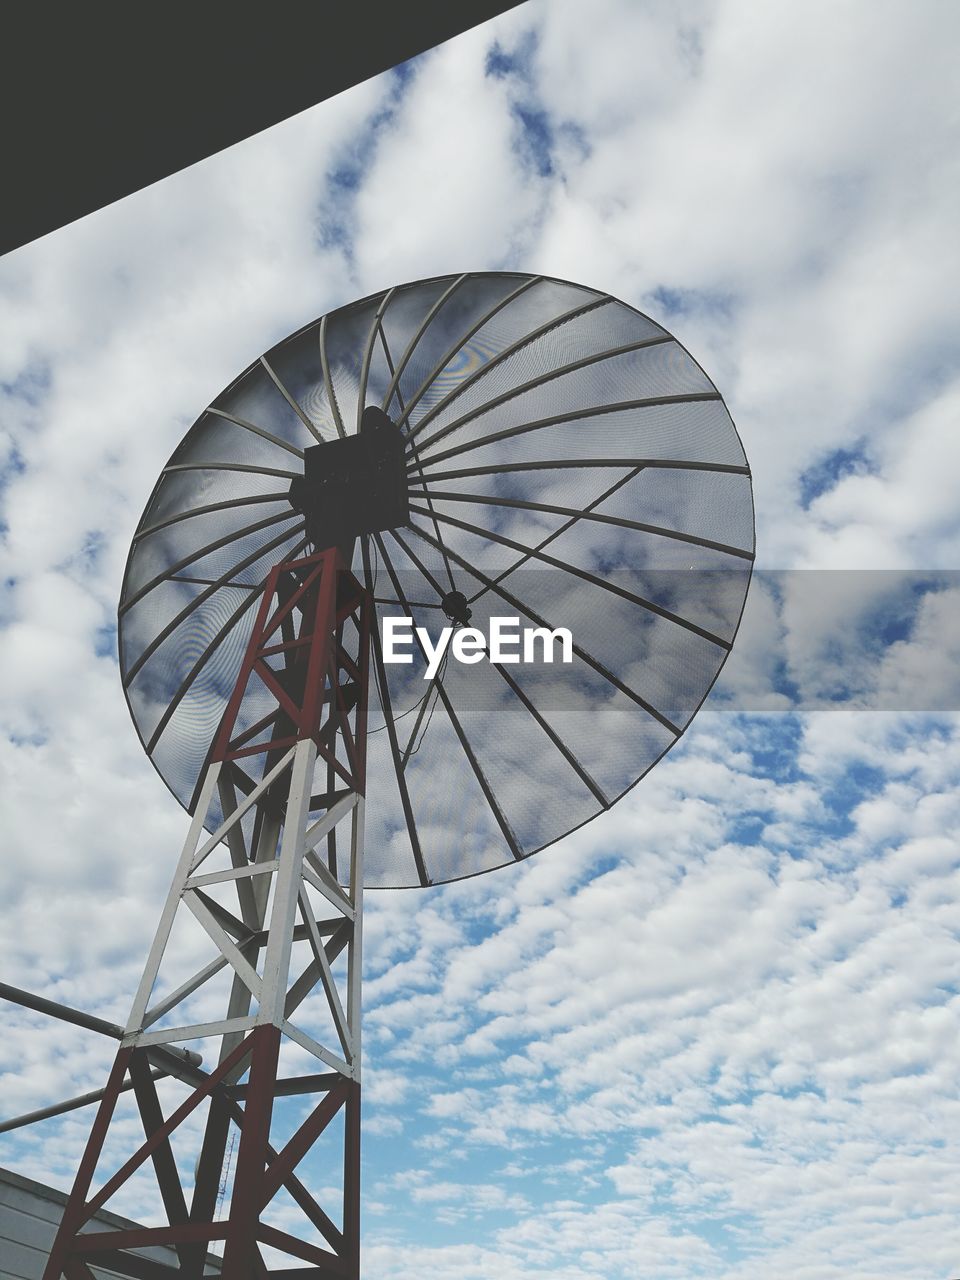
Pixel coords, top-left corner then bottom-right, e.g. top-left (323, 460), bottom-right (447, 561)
top-left (440, 588), bottom-right (472, 626)
top-left (288, 404), bottom-right (408, 549)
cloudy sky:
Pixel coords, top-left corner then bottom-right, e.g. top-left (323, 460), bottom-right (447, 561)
top-left (2, 1), bottom-right (960, 1276)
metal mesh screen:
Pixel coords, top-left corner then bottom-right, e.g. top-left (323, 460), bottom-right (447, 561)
top-left (118, 272), bottom-right (755, 888)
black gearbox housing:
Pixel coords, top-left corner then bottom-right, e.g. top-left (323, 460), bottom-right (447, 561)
top-left (288, 406), bottom-right (409, 549)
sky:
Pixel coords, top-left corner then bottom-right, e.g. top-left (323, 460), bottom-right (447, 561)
top-left (1, 1), bottom-right (959, 1276)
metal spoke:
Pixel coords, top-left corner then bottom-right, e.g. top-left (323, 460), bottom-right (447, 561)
top-left (414, 456), bottom-right (751, 484)
top-left (413, 334), bottom-right (673, 459)
top-left (380, 274), bottom-right (468, 415)
top-left (463, 467), bottom-right (644, 604)
top-left (378, 322), bottom-right (456, 593)
top-left (124, 525), bottom-right (307, 687)
top-left (399, 520), bottom-right (681, 736)
top-left (122, 509), bottom-right (303, 615)
top-left (492, 659), bottom-right (609, 807)
top-left (373, 595), bottom-right (444, 610)
top-left (375, 530), bottom-right (524, 861)
top-left (206, 406), bottom-right (306, 458)
top-left (357, 288), bottom-right (396, 430)
top-left (378, 539), bottom-right (466, 766)
top-left (135, 492), bottom-right (292, 541)
top-left (408, 503), bottom-right (731, 650)
top-left (168, 575), bottom-right (260, 589)
top-left (260, 355), bottom-right (325, 443)
top-left (405, 293), bottom-right (612, 446)
top-left (407, 436), bottom-right (457, 594)
top-left (360, 536), bottom-right (428, 885)
top-left (400, 669), bottom-right (441, 767)
top-left (164, 460), bottom-right (300, 479)
top-left (394, 274), bottom-right (540, 432)
top-left (379, 535), bottom-right (606, 800)
top-left (410, 393), bottom-right (723, 472)
top-left (319, 312), bottom-right (346, 439)
top-left (382, 527), bottom-right (449, 600)
top-left (407, 487), bottom-right (755, 562)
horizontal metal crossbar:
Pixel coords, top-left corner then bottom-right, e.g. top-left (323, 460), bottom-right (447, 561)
top-left (135, 1014), bottom-right (258, 1049)
top-left (185, 860), bottom-right (280, 890)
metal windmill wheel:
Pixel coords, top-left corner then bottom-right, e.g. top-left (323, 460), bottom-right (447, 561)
top-left (120, 271), bottom-right (754, 885)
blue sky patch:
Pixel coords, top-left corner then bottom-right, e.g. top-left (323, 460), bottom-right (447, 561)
top-left (484, 33), bottom-right (556, 178)
top-left (799, 441), bottom-right (871, 509)
top-left (314, 64), bottom-right (421, 260)
top-left (94, 621), bottom-right (117, 658)
top-left (650, 285), bottom-right (737, 324)
top-left (513, 104), bottom-right (554, 178)
top-left (1, 360), bottom-right (52, 407)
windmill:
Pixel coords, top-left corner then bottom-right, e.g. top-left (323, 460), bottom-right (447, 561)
top-left (38, 271), bottom-right (754, 1277)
